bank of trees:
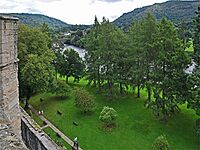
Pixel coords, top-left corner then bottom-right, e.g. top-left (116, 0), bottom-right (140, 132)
top-left (18, 25), bottom-right (56, 107)
top-left (18, 10), bottom-right (199, 130)
top-left (84, 14), bottom-right (194, 121)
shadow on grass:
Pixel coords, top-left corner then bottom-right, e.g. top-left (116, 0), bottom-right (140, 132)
top-left (131, 120), bottom-right (151, 135)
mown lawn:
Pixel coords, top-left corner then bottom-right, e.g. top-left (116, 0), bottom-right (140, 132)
top-left (29, 78), bottom-right (199, 150)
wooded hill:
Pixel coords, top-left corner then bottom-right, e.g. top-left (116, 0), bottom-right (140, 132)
top-left (113, 0), bottom-right (200, 28)
top-left (0, 13), bottom-right (89, 31)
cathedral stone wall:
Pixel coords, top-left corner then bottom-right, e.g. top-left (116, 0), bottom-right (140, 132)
top-left (0, 15), bottom-right (21, 136)
top-left (0, 15), bottom-right (63, 150)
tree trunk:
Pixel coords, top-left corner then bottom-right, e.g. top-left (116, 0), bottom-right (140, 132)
top-left (66, 76), bottom-right (68, 83)
top-left (55, 69), bottom-right (58, 80)
top-left (97, 66), bottom-right (101, 90)
top-left (120, 83), bottom-right (123, 95)
top-left (108, 80), bottom-right (112, 95)
top-left (147, 82), bottom-right (151, 102)
top-left (147, 87), bottom-right (151, 102)
top-left (93, 79), bottom-right (96, 87)
top-left (137, 84), bottom-right (140, 98)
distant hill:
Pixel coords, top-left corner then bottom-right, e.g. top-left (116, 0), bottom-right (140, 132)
top-left (0, 13), bottom-right (89, 31)
top-left (113, 0), bottom-right (200, 28)
top-left (0, 13), bottom-right (71, 29)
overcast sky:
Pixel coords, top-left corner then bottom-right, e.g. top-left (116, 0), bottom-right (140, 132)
top-left (0, 0), bottom-right (167, 25)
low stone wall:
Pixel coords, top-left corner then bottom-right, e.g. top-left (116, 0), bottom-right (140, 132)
top-left (0, 113), bottom-right (27, 150)
top-left (21, 108), bottom-right (64, 150)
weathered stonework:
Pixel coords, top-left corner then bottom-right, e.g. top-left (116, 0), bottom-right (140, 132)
top-left (0, 16), bottom-right (64, 150)
top-left (0, 16), bottom-right (21, 136)
top-left (0, 116), bottom-right (27, 150)
top-left (21, 108), bottom-right (64, 150)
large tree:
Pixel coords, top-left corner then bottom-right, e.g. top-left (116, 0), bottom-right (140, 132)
top-left (18, 25), bottom-right (55, 107)
top-left (148, 18), bottom-right (190, 120)
top-left (55, 48), bottom-right (85, 83)
top-left (140, 13), bottom-right (158, 103)
top-left (128, 21), bottom-right (146, 98)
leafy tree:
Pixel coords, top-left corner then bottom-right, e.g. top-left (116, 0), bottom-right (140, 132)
top-left (85, 17), bottom-right (127, 96)
top-left (128, 21), bottom-right (145, 98)
top-left (99, 106), bottom-right (118, 126)
top-left (84, 16), bottom-right (101, 88)
top-left (187, 67), bottom-right (200, 132)
top-left (140, 13), bottom-right (158, 103)
top-left (54, 48), bottom-right (85, 83)
top-left (74, 88), bottom-right (96, 113)
top-left (64, 48), bottom-right (85, 83)
top-left (18, 25), bottom-right (55, 107)
top-left (152, 135), bottom-right (170, 150)
top-left (148, 18), bottom-right (190, 120)
top-left (51, 80), bottom-right (70, 98)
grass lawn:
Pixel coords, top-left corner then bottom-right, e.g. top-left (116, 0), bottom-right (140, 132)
top-left (29, 78), bottom-right (199, 150)
top-left (43, 127), bottom-right (71, 150)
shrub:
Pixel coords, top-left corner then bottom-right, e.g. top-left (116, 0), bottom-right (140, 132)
top-left (74, 88), bottom-right (96, 113)
top-left (99, 106), bottom-right (118, 127)
top-left (152, 135), bottom-right (170, 150)
top-left (51, 80), bottom-right (70, 98)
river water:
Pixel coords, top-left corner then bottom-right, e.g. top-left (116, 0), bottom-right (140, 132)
top-left (64, 44), bottom-right (86, 59)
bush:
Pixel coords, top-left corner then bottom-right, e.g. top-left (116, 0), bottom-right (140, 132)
top-left (74, 88), bottom-right (96, 113)
top-left (152, 135), bottom-right (170, 150)
top-left (99, 106), bottom-right (118, 127)
top-left (51, 80), bottom-right (70, 98)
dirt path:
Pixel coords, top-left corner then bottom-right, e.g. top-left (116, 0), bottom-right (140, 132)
top-left (28, 105), bottom-right (83, 150)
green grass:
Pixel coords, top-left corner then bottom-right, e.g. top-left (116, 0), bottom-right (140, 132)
top-left (43, 127), bottom-right (70, 149)
top-left (29, 78), bottom-right (199, 150)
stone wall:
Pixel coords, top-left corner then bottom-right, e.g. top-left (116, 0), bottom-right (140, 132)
top-left (21, 108), bottom-right (64, 150)
top-left (0, 16), bottom-right (63, 150)
top-left (0, 16), bottom-right (21, 136)
top-left (0, 115), bottom-right (27, 150)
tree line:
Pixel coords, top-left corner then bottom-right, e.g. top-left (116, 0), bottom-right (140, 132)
top-left (18, 11), bottom-right (200, 133)
top-left (84, 13), bottom-right (196, 121)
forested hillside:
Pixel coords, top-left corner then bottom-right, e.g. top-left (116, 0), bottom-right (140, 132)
top-left (0, 13), bottom-right (70, 29)
top-left (114, 0), bottom-right (200, 28)
top-left (0, 13), bottom-right (89, 31)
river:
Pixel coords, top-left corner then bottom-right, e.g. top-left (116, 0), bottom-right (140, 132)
top-left (64, 44), bottom-right (86, 59)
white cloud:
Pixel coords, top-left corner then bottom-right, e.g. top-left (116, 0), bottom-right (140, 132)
top-left (0, 0), bottom-right (167, 24)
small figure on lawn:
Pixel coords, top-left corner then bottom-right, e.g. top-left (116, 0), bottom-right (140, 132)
top-left (72, 137), bottom-right (79, 150)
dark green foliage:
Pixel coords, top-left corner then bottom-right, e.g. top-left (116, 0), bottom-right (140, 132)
top-left (187, 67), bottom-right (200, 116)
top-left (152, 135), bottom-right (170, 150)
top-left (85, 17), bottom-right (128, 96)
top-left (51, 80), bottom-right (70, 98)
top-left (84, 14), bottom-right (191, 120)
top-left (54, 48), bottom-right (85, 83)
top-left (114, 1), bottom-right (200, 29)
top-left (147, 17), bottom-right (190, 120)
top-left (194, 6), bottom-right (200, 66)
top-left (99, 106), bottom-right (118, 126)
top-left (18, 25), bottom-right (55, 105)
top-left (74, 88), bottom-right (96, 113)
